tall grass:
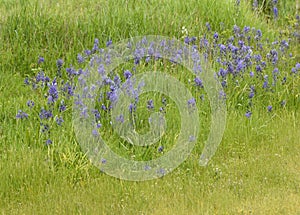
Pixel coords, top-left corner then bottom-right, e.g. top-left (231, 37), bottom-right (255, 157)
top-left (0, 0), bottom-right (299, 214)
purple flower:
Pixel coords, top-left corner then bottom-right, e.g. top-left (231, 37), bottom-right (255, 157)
top-left (36, 71), bottom-right (45, 83)
top-left (45, 139), bottom-right (52, 145)
top-left (59, 104), bottom-right (66, 112)
top-left (16, 110), bottom-right (28, 119)
top-left (273, 7), bottom-right (278, 19)
top-left (124, 70), bottom-right (132, 79)
top-left (77, 54), bottom-right (84, 64)
top-left (245, 111), bottom-right (252, 118)
top-left (48, 81), bottom-right (59, 103)
top-left (92, 129), bottom-right (99, 137)
top-left (107, 90), bottom-right (118, 103)
top-left (26, 100), bottom-right (34, 108)
top-left (187, 97), bottom-right (196, 108)
top-left (213, 32), bottom-right (219, 39)
top-left (116, 114), bottom-right (124, 123)
top-left (38, 57), bottom-right (44, 64)
top-left (147, 99), bottom-right (154, 110)
top-left (158, 146), bottom-right (164, 153)
top-left (85, 50), bottom-right (92, 56)
top-left (129, 103), bottom-right (136, 113)
top-left (295, 63), bottom-right (300, 70)
top-left (249, 92), bottom-right (255, 99)
top-left (256, 65), bottom-right (262, 72)
top-left (194, 77), bottom-right (203, 88)
top-left (56, 59), bottom-right (63, 68)
top-left (219, 44), bottom-right (226, 54)
top-left (92, 109), bottom-right (101, 120)
top-left (267, 105), bottom-right (273, 112)
top-left (244, 26), bottom-right (250, 33)
top-left (24, 77), bottom-right (30, 85)
top-left (101, 158), bottom-right (107, 164)
top-left (101, 104), bottom-right (107, 111)
top-left (39, 109), bottom-right (53, 120)
top-left (56, 116), bottom-right (64, 126)
top-left (41, 124), bottom-right (50, 133)
top-left (106, 40), bottom-right (113, 47)
top-left (257, 29), bottom-right (262, 37)
top-left (206, 22), bottom-right (211, 31)
top-left (184, 36), bottom-right (190, 44)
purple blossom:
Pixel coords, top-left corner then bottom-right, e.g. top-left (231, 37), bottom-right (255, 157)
top-left (267, 105), bottom-right (273, 112)
top-left (116, 114), bottom-right (124, 123)
top-left (273, 7), bottom-right (278, 19)
top-left (106, 40), bottom-right (113, 47)
top-left (39, 109), bottom-right (53, 120)
top-left (147, 99), bottom-right (154, 110)
top-left (194, 77), bottom-right (203, 87)
top-left (101, 158), bottom-right (107, 164)
top-left (206, 22), bottom-right (211, 31)
top-left (245, 111), bottom-right (252, 118)
top-left (38, 57), bottom-right (44, 64)
top-left (77, 54), bottom-right (84, 64)
top-left (129, 103), bottom-right (136, 113)
top-left (244, 26), bottom-right (250, 33)
top-left (59, 104), bottom-right (66, 112)
top-left (219, 90), bottom-right (226, 100)
top-left (85, 49), bottom-right (92, 56)
top-left (187, 97), bottom-right (196, 108)
top-left (249, 92), bottom-right (255, 99)
top-left (41, 124), bottom-right (50, 133)
top-left (213, 32), bottom-right (219, 40)
top-left (124, 70), bottom-right (132, 79)
top-left (26, 100), bottom-right (34, 108)
top-left (16, 110), bottom-right (28, 119)
top-left (56, 59), bottom-right (63, 68)
top-left (56, 116), bottom-right (64, 126)
top-left (24, 77), bottom-right (30, 85)
top-left (92, 129), bottom-right (99, 137)
top-left (45, 139), bottom-right (52, 145)
top-left (158, 146), bottom-right (164, 153)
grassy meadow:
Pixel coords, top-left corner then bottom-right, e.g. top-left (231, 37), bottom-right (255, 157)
top-left (0, 0), bottom-right (300, 214)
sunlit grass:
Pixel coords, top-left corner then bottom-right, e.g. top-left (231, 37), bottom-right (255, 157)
top-left (0, 0), bottom-right (299, 214)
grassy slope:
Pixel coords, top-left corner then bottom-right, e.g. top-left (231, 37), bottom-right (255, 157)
top-left (0, 0), bottom-right (299, 214)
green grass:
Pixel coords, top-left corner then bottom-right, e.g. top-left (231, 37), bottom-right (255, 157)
top-left (1, 0), bottom-right (300, 214)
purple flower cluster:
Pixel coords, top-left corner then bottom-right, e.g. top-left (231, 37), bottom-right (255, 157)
top-left (16, 15), bottom-right (300, 154)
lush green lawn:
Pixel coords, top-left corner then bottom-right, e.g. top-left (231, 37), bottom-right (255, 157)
top-left (0, 0), bottom-right (299, 214)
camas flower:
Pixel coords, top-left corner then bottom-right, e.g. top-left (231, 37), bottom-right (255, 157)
top-left (267, 105), bottom-right (273, 112)
top-left (38, 57), bottom-right (44, 64)
top-left (273, 7), bottom-right (278, 19)
top-left (245, 111), bottom-right (252, 118)
top-left (147, 99), bottom-right (154, 110)
top-left (124, 70), bottom-right (132, 79)
top-left (39, 109), bottom-right (53, 120)
top-left (16, 110), bottom-right (28, 119)
top-left (26, 100), bottom-right (34, 108)
top-left (45, 139), bottom-right (52, 145)
top-left (194, 77), bottom-right (203, 88)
